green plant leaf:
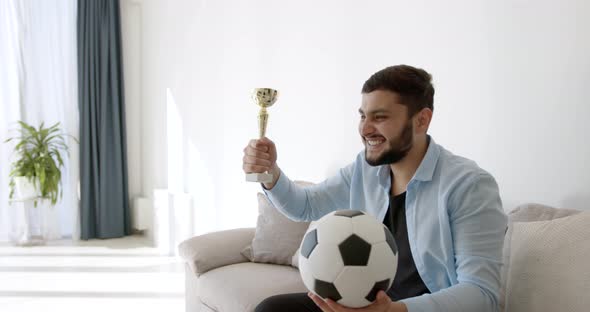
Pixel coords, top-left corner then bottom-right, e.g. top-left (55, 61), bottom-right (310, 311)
top-left (4, 121), bottom-right (75, 206)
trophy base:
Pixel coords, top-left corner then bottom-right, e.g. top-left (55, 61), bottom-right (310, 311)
top-left (245, 173), bottom-right (273, 183)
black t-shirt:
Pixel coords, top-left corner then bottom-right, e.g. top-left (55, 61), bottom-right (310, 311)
top-left (382, 192), bottom-right (430, 301)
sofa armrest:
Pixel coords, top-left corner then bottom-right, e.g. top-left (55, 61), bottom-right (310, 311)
top-left (178, 227), bottom-right (256, 276)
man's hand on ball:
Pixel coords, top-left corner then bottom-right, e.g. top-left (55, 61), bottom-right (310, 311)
top-left (308, 291), bottom-right (408, 312)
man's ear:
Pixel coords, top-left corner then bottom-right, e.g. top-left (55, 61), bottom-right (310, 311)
top-left (415, 108), bottom-right (433, 130)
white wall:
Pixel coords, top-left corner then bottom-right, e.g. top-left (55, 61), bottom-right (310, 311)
top-left (122, 0), bottom-right (590, 237)
top-left (120, 0), bottom-right (144, 229)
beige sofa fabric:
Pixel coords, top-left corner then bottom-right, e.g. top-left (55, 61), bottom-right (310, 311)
top-left (179, 228), bottom-right (255, 276)
top-left (198, 262), bottom-right (307, 312)
top-left (505, 211), bottom-right (590, 312)
top-left (184, 263), bottom-right (202, 311)
top-left (182, 202), bottom-right (587, 312)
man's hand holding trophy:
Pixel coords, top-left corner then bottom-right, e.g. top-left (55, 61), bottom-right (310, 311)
top-left (244, 88), bottom-right (279, 186)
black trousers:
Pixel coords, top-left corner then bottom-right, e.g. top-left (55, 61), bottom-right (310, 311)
top-left (255, 293), bottom-right (322, 312)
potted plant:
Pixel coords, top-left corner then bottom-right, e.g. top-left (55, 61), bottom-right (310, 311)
top-left (5, 121), bottom-right (74, 207)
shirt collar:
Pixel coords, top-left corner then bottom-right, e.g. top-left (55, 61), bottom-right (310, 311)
top-left (412, 135), bottom-right (440, 182)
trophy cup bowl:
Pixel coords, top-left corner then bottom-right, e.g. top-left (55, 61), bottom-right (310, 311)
top-left (246, 88), bottom-right (279, 184)
top-left (252, 88), bottom-right (278, 108)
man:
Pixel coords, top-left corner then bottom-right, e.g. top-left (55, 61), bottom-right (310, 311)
top-left (243, 65), bottom-right (507, 312)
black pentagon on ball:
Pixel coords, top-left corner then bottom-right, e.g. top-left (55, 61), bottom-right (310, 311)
top-left (338, 234), bottom-right (371, 266)
top-left (314, 279), bottom-right (342, 302)
top-left (383, 226), bottom-right (398, 256)
top-left (300, 229), bottom-right (318, 259)
top-left (333, 210), bottom-right (365, 218)
top-left (365, 279), bottom-right (391, 302)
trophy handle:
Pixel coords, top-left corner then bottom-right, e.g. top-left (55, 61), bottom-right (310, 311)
top-left (258, 107), bottom-right (268, 139)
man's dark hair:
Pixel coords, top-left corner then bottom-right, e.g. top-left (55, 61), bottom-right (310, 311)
top-left (361, 65), bottom-right (434, 116)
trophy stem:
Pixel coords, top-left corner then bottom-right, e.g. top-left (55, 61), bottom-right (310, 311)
top-left (258, 107), bottom-right (268, 139)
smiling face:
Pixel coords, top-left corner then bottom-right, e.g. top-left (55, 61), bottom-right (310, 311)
top-left (359, 90), bottom-right (414, 166)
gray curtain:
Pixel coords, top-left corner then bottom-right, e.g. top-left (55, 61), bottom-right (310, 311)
top-left (77, 0), bottom-right (130, 239)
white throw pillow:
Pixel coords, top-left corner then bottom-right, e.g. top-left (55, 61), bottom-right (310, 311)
top-left (241, 181), bottom-right (314, 266)
top-left (504, 211), bottom-right (590, 312)
top-left (500, 203), bottom-right (581, 311)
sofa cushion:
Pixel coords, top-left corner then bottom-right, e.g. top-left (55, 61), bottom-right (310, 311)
top-left (506, 203), bottom-right (581, 223)
top-left (242, 181), bottom-right (314, 266)
top-left (198, 262), bottom-right (307, 312)
top-left (504, 211), bottom-right (590, 312)
top-left (500, 203), bottom-right (581, 311)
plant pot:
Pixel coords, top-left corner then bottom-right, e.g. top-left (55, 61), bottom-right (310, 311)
top-left (9, 200), bottom-right (48, 246)
top-left (9, 177), bottom-right (45, 246)
top-left (14, 176), bottom-right (41, 201)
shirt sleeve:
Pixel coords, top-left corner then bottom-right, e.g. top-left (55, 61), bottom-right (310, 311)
top-left (263, 162), bottom-right (355, 222)
top-left (401, 173), bottom-right (508, 312)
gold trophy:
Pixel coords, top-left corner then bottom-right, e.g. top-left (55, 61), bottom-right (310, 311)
top-left (245, 88), bottom-right (278, 183)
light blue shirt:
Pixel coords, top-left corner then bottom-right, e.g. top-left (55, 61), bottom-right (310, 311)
top-left (264, 137), bottom-right (507, 312)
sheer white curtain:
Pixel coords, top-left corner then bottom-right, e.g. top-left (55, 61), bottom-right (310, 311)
top-left (0, 0), bottom-right (23, 240)
top-left (0, 0), bottom-right (79, 241)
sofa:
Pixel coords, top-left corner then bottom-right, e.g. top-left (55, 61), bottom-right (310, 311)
top-left (179, 202), bottom-right (589, 312)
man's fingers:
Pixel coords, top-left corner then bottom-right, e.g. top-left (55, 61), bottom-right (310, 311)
top-left (243, 138), bottom-right (275, 175)
top-left (249, 139), bottom-right (269, 152)
top-left (244, 147), bottom-right (270, 159)
top-left (308, 292), bottom-right (333, 312)
top-left (367, 291), bottom-right (392, 308)
top-left (243, 155), bottom-right (271, 167)
top-left (376, 290), bottom-right (388, 301)
top-left (259, 136), bottom-right (275, 148)
top-left (309, 291), bottom-right (391, 312)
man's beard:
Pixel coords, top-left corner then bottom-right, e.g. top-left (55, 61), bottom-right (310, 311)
top-left (364, 121), bottom-right (413, 166)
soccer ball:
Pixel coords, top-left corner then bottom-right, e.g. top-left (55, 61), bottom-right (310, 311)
top-left (298, 210), bottom-right (398, 308)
